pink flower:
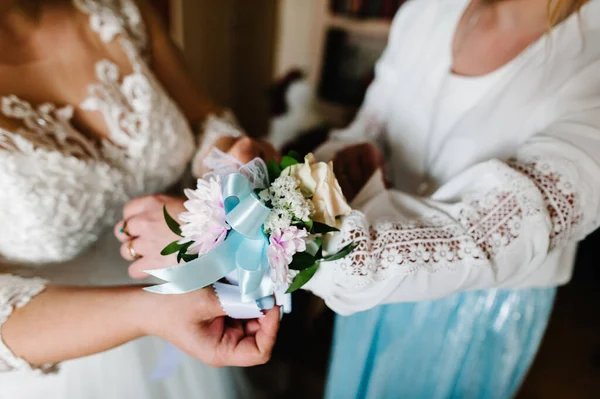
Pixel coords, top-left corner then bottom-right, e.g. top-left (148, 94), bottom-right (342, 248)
top-left (267, 226), bottom-right (308, 287)
top-left (179, 177), bottom-right (230, 255)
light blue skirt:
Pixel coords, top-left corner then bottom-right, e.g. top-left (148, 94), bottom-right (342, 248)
top-left (325, 288), bottom-right (556, 399)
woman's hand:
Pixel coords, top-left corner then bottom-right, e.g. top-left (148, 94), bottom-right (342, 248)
top-left (333, 143), bottom-right (386, 202)
top-left (115, 194), bottom-right (186, 279)
top-left (221, 137), bottom-right (280, 164)
top-left (138, 287), bottom-right (280, 367)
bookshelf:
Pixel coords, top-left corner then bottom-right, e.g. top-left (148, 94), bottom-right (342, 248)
top-left (326, 15), bottom-right (392, 37)
top-left (309, 0), bottom-right (401, 127)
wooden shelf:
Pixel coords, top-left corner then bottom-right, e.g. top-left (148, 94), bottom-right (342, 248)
top-left (325, 15), bottom-right (391, 37)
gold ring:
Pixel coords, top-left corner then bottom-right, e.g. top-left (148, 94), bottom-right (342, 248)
top-left (128, 241), bottom-right (142, 260)
top-left (120, 220), bottom-right (132, 238)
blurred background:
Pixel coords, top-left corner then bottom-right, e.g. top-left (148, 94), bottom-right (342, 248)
top-left (153, 1), bottom-right (600, 397)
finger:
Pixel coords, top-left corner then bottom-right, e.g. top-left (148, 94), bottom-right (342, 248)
top-left (228, 137), bottom-right (260, 164)
top-left (120, 240), bottom-right (141, 261)
top-left (358, 146), bottom-right (379, 183)
top-left (347, 152), bottom-right (364, 186)
top-left (337, 170), bottom-right (356, 202)
top-left (123, 195), bottom-right (165, 220)
top-left (128, 259), bottom-right (152, 279)
top-left (257, 140), bottom-right (280, 163)
top-left (128, 251), bottom-right (178, 279)
top-left (244, 319), bottom-right (262, 336)
top-left (213, 135), bottom-right (239, 153)
top-left (254, 306), bottom-right (280, 356)
top-left (114, 220), bottom-right (133, 243)
top-left (121, 214), bottom-right (151, 238)
top-left (227, 319), bottom-right (246, 335)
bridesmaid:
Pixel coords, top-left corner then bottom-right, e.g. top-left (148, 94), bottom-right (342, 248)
top-left (302, 0), bottom-right (600, 397)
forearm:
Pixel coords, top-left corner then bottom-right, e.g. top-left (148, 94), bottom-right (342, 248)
top-left (2, 285), bottom-right (148, 366)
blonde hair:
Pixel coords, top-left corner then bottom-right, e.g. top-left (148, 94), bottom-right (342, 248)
top-left (482, 0), bottom-right (591, 27)
top-left (547, 0), bottom-right (590, 27)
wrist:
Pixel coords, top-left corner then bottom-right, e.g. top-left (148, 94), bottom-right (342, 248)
top-left (128, 287), bottom-right (160, 337)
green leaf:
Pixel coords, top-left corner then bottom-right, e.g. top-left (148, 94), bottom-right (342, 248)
top-left (311, 221), bottom-right (340, 234)
top-left (315, 237), bottom-right (324, 259)
top-left (161, 240), bottom-right (183, 256)
top-left (267, 160), bottom-right (282, 183)
top-left (163, 206), bottom-right (182, 236)
top-left (287, 150), bottom-right (302, 162)
top-left (280, 155), bottom-right (299, 170)
top-left (176, 241), bottom-right (194, 262)
top-left (180, 253), bottom-right (199, 263)
top-left (322, 243), bottom-right (358, 262)
top-left (305, 236), bottom-right (322, 257)
top-left (286, 263), bottom-right (319, 293)
top-left (303, 219), bottom-right (313, 232)
top-left (289, 251), bottom-right (316, 271)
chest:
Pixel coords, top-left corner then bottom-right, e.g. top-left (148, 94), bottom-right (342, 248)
top-left (375, 1), bottom-right (559, 193)
top-left (0, 2), bottom-right (196, 264)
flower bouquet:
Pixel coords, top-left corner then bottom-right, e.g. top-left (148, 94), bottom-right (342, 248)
top-left (144, 150), bottom-right (355, 318)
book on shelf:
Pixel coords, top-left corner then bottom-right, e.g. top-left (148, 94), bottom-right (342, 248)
top-left (330, 0), bottom-right (406, 19)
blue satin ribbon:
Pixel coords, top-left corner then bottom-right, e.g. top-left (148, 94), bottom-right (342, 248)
top-left (144, 173), bottom-right (272, 303)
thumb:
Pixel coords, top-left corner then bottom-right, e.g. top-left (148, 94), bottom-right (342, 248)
top-left (255, 306), bottom-right (281, 355)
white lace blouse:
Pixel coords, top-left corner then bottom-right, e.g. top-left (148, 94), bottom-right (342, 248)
top-left (305, 0), bottom-right (600, 315)
top-left (0, 0), bottom-right (202, 373)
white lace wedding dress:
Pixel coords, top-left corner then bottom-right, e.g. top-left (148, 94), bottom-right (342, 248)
top-left (0, 1), bottom-right (249, 398)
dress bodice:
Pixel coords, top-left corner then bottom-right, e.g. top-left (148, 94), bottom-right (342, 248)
top-left (0, 0), bottom-right (195, 265)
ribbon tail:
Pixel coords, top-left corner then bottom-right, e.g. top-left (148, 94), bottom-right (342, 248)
top-left (213, 283), bottom-right (264, 319)
top-left (150, 343), bottom-right (185, 380)
top-left (144, 232), bottom-right (244, 294)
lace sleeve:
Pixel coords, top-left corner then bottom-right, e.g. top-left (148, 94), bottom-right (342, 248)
top-left (190, 112), bottom-right (244, 178)
top-left (0, 275), bottom-right (55, 374)
top-left (305, 144), bottom-right (600, 315)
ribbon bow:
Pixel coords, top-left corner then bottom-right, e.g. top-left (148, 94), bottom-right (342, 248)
top-left (145, 172), bottom-right (286, 319)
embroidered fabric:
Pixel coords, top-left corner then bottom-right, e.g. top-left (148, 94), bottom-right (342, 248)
top-left (330, 156), bottom-right (584, 288)
top-left (191, 112), bottom-right (244, 178)
top-left (0, 0), bottom-right (195, 372)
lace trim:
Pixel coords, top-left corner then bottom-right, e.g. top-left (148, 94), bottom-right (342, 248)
top-left (0, 96), bottom-right (101, 159)
top-left (80, 60), bottom-right (156, 159)
top-left (73, 0), bottom-right (148, 57)
top-left (509, 159), bottom-right (581, 249)
top-left (334, 157), bottom-right (582, 283)
top-left (0, 275), bottom-right (57, 374)
top-left (191, 113), bottom-right (244, 178)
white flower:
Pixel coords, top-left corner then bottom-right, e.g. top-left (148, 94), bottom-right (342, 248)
top-left (283, 154), bottom-right (351, 227)
top-left (259, 189), bottom-right (272, 203)
top-left (408, 244), bottom-right (430, 262)
top-left (179, 176), bottom-right (230, 255)
top-left (264, 208), bottom-right (293, 233)
top-left (262, 175), bottom-right (314, 232)
top-left (457, 240), bottom-right (482, 259)
top-left (381, 248), bottom-right (404, 267)
top-left (507, 216), bottom-right (523, 237)
top-left (556, 177), bottom-right (574, 195)
top-left (490, 232), bottom-right (509, 248)
top-left (433, 244), bottom-right (455, 262)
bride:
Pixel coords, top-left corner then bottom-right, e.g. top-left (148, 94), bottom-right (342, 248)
top-left (0, 0), bottom-right (279, 398)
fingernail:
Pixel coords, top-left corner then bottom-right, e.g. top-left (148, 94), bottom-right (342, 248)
top-left (279, 306), bottom-right (284, 321)
top-left (256, 296), bottom-right (275, 310)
